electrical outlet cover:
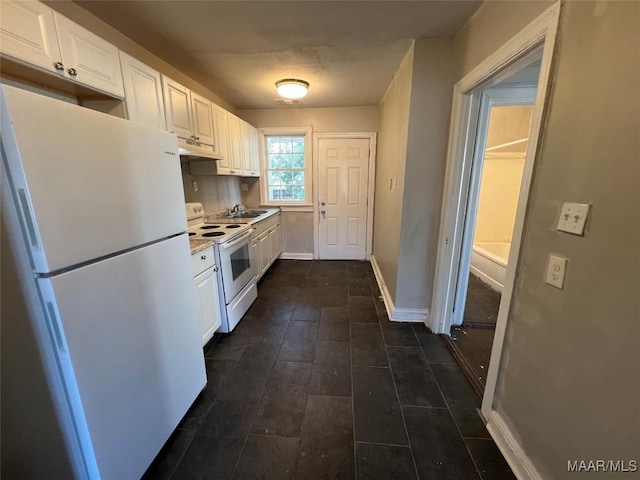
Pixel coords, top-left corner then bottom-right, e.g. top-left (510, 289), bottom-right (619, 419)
top-left (545, 254), bottom-right (567, 289)
top-left (557, 202), bottom-right (590, 235)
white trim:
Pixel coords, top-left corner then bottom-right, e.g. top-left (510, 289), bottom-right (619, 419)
top-left (279, 252), bottom-right (313, 260)
top-left (313, 132), bottom-right (377, 260)
top-left (258, 126), bottom-right (313, 206)
top-left (487, 411), bottom-right (544, 480)
top-left (370, 255), bottom-right (428, 323)
top-left (278, 205), bottom-right (313, 213)
top-left (426, 1), bottom-right (560, 423)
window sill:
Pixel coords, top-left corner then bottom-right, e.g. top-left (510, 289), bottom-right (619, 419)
top-left (261, 204), bottom-right (314, 213)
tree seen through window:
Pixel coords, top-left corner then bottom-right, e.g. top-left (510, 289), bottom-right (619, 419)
top-left (266, 136), bottom-right (306, 202)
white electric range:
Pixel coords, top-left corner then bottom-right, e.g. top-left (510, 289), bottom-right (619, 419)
top-left (186, 203), bottom-right (257, 333)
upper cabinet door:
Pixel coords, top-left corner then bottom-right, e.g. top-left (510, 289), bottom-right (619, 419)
top-left (162, 76), bottom-right (192, 140)
top-left (241, 121), bottom-right (254, 175)
top-left (190, 92), bottom-right (215, 148)
top-left (54, 13), bottom-right (124, 97)
top-left (213, 104), bottom-right (231, 174)
top-left (0, 1), bottom-right (62, 74)
top-left (227, 114), bottom-right (244, 175)
top-left (250, 127), bottom-right (260, 177)
top-left (120, 52), bottom-right (166, 130)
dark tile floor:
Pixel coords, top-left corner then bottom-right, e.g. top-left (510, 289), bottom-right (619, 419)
top-left (447, 274), bottom-right (502, 390)
top-left (143, 260), bottom-right (514, 480)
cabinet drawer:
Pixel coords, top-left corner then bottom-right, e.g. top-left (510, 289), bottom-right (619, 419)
top-left (191, 246), bottom-right (214, 276)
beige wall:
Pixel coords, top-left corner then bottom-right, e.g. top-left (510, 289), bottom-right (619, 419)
top-left (474, 157), bottom-right (524, 244)
top-left (458, 1), bottom-right (640, 478)
top-left (395, 39), bottom-right (453, 310)
top-left (372, 45), bottom-right (414, 301)
top-left (182, 164), bottom-right (243, 215)
top-left (237, 106), bottom-right (379, 256)
top-left (45, 0), bottom-right (236, 112)
top-left (452, 0), bottom-right (555, 82)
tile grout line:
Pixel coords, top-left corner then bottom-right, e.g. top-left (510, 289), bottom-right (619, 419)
top-left (386, 324), bottom-right (422, 480)
top-left (349, 289), bottom-right (358, 480)
top-left (412, 324), bottom-right (485, 480)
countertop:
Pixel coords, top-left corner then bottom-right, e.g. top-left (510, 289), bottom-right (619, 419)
top-left (203, 208), bottom-right (280, 225)
top-left (189, 238), bottom-right (214, 255)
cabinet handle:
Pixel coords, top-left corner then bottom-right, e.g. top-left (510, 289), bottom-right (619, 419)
top-left (201, 255), bottom-right (207, 260)
top-left (54, 62), bottom-right (64, 71)
top-left (67, 67), bottom-right (78, 76)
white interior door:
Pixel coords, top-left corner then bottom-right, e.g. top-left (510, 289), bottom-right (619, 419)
top-left (318, 137), bottom-right (370, 260)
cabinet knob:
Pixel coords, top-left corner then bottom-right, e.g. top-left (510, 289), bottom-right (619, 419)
top-left (67, 67), bottom-right (78, 76)
top-left (54, 62), bottom-right (64, 71)
top-left (321, 210), bottom-right (326, 216)
top-left (195, 136), bottom-right (200, 141)
top-left (321, 201), bottom-right (326, 206)
top-left (213, 266), bottom-right (219, 272)
top-left (201, 255), bottom-right (207, 260)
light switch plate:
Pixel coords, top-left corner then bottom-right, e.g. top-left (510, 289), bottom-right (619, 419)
top-left (545, 254), bottom-right (567, 289)
top-left (557, 202), bottom-right (590, 235)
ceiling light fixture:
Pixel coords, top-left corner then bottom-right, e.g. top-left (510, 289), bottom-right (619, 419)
top-left (275, 78), bottom-right (309, 99)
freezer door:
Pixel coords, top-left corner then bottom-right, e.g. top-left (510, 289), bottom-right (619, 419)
top-left (0, 85), bottom-right (187, 273)
top-left (38, 235), bottom-right (205, 480)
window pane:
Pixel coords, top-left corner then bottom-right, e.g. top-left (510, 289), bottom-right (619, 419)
top-left (280, 170), bottom-right (293, 185)
top-left (267, 137), bottom-right (280, 153)
top-left (292, 137), bottom-right (304, 153)
top-left (279, 154), bottom-right (293, 169)
top-left (292, 153), bottom-right (305, 168)
top-left (268, 153), bottom-right (283, 169)
top-left (268, 171), bottom-right (281, 186)
top-left (293, 187), bottom-right (306, 200)
top-left (280, 137), bottom-right (292, 154)
top-left (292, 170), bottom-right (305, 185)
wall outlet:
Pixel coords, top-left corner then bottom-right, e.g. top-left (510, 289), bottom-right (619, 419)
top-left (545, 254), bottom-right (567, 289)
top-left (557, 202), bottom-right (590, 235)
top-left (192, 181), bottom-right (198, 192)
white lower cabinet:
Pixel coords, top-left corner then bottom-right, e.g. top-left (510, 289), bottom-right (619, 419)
top-left (191, 246), bottom-right (222, 346)
top-left (251, 213), bottom-right (282, 282)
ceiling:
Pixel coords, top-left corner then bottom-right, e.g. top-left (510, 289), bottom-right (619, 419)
top-left (73, 1), bottom-right (482, 110)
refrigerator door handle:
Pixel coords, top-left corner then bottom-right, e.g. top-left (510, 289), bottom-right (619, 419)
top-left (18, 188), bottom-right (41, 250)
top-left (45, 302), bottom-right (65, 352)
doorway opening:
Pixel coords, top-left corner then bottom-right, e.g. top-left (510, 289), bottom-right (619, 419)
top-left (443, 67), bottom-right (540, 396)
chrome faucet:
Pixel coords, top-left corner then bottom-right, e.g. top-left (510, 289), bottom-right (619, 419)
top-left (231, 204), bottom-right (242, 214)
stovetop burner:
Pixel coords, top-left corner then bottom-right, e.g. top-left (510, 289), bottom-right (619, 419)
top-left (226, 224), bottom-right (241, 229)
top-left (201, 225), bottom-right (221, 230)
top-left (202, 232), bottom-right (225, 237)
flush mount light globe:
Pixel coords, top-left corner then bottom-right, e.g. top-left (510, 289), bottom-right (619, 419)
top-left (275, 79), bottom-right (309, 99)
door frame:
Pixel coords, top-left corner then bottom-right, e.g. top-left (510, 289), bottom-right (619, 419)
top-left (451, 86), bottom-right (538, 328)
top-left (313, 132), bottom-right (377, 260)
top-left (429, 2), bottom-right (560, 425)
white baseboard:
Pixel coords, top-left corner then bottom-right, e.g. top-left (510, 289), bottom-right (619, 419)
top-left (486, 411), bottom-right (544, 480)
top-left (470, 265), bottom-right (504, 293)
top-left (370, 255), bottom-right (428, 323)
top-left (279, 252), bottom-right (313, 260)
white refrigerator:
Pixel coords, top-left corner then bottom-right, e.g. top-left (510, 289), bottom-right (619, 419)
top-left (0, 85), bottom-right (206, 479)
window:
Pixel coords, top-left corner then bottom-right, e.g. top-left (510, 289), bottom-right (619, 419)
top-left (260, 127), bottom-right (312, 205)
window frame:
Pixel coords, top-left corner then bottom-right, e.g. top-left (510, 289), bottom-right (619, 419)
top-left (258, 127), bottom-right (313, 206)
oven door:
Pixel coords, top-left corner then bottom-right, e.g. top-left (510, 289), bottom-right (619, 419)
top-left (218, 229), bottom-right (254, 303)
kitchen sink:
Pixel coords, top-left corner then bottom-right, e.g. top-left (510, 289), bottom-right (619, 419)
top-left (243, 210), bottom-right (268, 214)
top-left (232, 213), bottom-right (260, 218)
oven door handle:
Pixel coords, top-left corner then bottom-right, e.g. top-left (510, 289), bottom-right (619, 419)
top-left (219, 229), bottom-right (254, 251)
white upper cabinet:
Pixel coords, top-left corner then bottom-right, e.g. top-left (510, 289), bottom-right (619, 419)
top-left (242, 121), bottom-right (254, 175)
top-left (190, 92), bottom-right (215, 147)
top-left (53, 13), bottom-right (124, 97)
top-left (227, 114), bottom-right (244, 175)
top-left (119, 51), bottom-right (166, 130)
top-left (0, 1), bottom-right (62, 74)
top-left (162, 76), bottom-right (193, 139)
top-left (213, 104), bottom-right (231, 175)
top-left (162, 75), bottom-right (217, 153)
top-left (1, 2), bottom-right (124, 97)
